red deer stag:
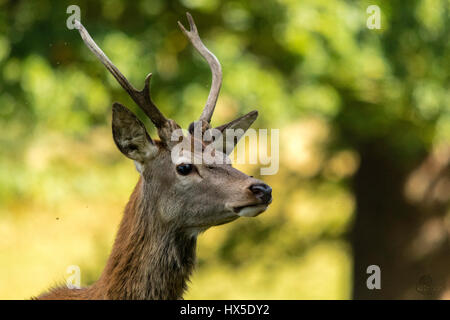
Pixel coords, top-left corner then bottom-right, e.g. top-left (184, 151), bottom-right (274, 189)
top-left (38, 13), bottom-right (272, 300)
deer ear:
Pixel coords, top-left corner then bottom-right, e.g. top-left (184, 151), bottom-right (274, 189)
top-left (213, 110), bottom-right (258, 155)
top-left (112, 102), bottom-right (157, 163)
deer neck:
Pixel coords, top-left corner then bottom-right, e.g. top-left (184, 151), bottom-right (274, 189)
top-left (93, 177), bottom-right (197, 300)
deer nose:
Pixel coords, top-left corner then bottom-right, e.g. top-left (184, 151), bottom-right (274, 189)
top-left (249, 183), bottom-right (272, 204)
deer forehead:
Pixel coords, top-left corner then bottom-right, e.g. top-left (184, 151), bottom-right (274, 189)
top-left (171, 142), bottom-right (232, 166)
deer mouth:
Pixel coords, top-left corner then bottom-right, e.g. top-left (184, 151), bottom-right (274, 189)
top-left (233, 204), bottom-right (268, 217)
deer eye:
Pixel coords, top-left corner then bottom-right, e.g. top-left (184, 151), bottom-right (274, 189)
top-left (176, 163), bottom-right (194, 176)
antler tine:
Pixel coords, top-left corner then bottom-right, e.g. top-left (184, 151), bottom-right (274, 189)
top-left (74, 20), bottom-right (167, 129)
top-left (178, 13), bottom-right (222, 124)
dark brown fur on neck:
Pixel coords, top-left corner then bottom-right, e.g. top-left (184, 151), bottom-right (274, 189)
top-left (37, 178), bottom-right (196, 300)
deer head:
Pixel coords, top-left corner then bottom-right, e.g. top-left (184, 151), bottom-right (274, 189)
top-left (75, 13), bottom-right (272, 233)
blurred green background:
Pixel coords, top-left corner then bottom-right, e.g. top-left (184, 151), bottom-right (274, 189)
top-left (0, 0), bottom-right (449, 299)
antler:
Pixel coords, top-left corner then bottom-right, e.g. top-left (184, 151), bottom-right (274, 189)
top-left (74, 20), bottom-right (168, 130)
top-left (178, 13), bottom-right (222, 125)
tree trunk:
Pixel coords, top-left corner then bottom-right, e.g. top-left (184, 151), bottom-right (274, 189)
top-left (352, 144), bottom-right (450, 299)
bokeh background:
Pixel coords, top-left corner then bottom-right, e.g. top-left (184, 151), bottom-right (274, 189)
top-left (0, 0), bottom-right (449, 299)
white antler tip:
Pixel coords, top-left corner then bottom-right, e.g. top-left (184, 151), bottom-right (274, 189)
top-left (186, 12), bottom-right (197, 32)
top-left (74, 19), bottom-right (81, 30)
top-left (177, 21), bottom-right (186, 33)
